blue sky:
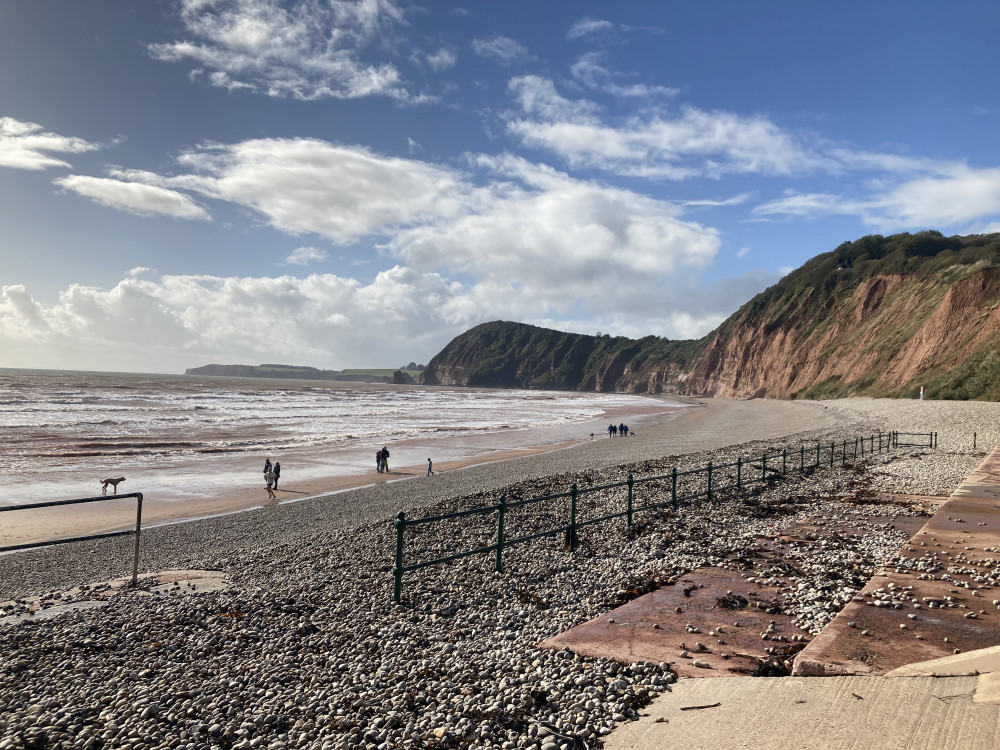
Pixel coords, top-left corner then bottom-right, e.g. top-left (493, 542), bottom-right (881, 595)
top-left (2, 0), bottom-right (999, 373)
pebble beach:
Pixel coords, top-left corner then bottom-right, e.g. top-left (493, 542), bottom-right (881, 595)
top-left (3, 397), bottom-right (1000, 750)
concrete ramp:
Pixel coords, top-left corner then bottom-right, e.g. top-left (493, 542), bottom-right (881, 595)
top-left (795, 447), bottom-right (1000, 676)
top-left (603, 673), bottom-right (1000, 750)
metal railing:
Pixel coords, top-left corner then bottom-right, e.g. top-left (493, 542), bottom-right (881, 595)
top-left (893, 431), bottom-right (937, 448)
top-left (391, 431), bottom-right (917, 602)
top-left (0, 493), bottom-right (144, 585)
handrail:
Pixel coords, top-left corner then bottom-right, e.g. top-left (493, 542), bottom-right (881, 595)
top-left (0, 492), bottom-right (144, 586)
top-left (390, 429), bottom-right (930, 602)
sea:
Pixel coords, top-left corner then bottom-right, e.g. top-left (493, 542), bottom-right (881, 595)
top-left (0, 368), bottom-right (687, 507)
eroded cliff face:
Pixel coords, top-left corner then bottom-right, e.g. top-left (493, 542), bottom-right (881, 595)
top-left (424, 232), bottom-right (1000, 399)
top-left (623, 268), bottom-right (1000, 399)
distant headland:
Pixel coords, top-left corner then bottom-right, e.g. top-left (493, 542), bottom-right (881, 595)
top-left (185, 363), bottom-right (423, 385)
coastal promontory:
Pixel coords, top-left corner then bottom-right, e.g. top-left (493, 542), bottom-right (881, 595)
top-left (423, 231), bottom-right (1000, 400)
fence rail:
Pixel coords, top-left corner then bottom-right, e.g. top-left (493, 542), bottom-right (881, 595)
top-left (0, 492), bottom-right (144, 585)
top-left (391, 431), bottom-right (925, 602)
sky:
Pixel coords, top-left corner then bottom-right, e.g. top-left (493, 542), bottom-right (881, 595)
top-left (2, 1), bottom-right (1000, 374)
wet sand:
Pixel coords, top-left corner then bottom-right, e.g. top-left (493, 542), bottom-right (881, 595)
top-left (1, 396), bottom-right (689, 548)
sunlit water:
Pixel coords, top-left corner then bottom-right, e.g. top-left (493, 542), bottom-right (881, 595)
top-left (0, 368), bottom-right (686, 506)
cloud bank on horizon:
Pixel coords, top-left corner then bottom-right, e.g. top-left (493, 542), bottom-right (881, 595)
top-left (1, 0), bottom-right (999, 373)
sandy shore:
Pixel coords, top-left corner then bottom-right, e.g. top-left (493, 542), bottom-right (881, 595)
top-left (2, 396), bottom-right (997, 750)
top-left (1, 396), bottom-right (843, 548)
top-left (4, 395), bottom-right (992, 594)
top-left (0, 393), bottom-right (690, 547)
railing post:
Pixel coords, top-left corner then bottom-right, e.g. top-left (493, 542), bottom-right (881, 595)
top-left (782, 448), bottom-right (787, 476)
top-left (800, 445), bottom-right (805, 472)
top-left (816, 442), bottom-right (821, 468)
top-left (736, 456), bottom-right (742, 490)
top-left (626, 474), bottom-right (634, 527)
top-left (842, 440), bottom-right (847, 466)
top-left (495, 495), bottom-right (506, 572)
top-left (393, 511), bottom-right (406, 603)
top-left (671, 467), bottom-right (678, 510)
top-left (974, 432), bottom-right (977, 450)
top-left (934, 432), bottom-right (938, 449)
top-left (132, 493), bottom-right (143, 587)
top-left (707, 461), bottom-right (713, 500)
top-left (878, 432), bottom-right (882, 453)
top-left (569, 483), bottom-right (578, 552)
top-left (829, 442), bottom-right (834, 468)
top-left (860, 436), bottom-right (865, 457)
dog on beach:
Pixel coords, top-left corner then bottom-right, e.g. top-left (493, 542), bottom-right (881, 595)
top-left (100, 476), bottom-right (126, 495)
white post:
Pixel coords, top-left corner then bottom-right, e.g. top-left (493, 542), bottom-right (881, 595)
top-left (919, 386), bottom-right (924, 400)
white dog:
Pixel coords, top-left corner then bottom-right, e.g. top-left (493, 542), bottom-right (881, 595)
top-left (100, 476), bottom-right (126, 495)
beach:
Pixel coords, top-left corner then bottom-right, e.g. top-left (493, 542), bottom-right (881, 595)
top-left (3, 396), bottom-right (1000, 750)
top-left (0, 370), bottom-right (687, 547)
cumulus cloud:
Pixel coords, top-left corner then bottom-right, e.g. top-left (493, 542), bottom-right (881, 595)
top-left (0, 117), bottom-right (100, 170)
top-left (52, 174), bottom-right (210, 220)
top-left (471, 35), bottom-right (532, 64)
top-left (56, 135), bottom-right (722, 328)
top-left (0, 251), bottom-right (758, 373)
top-left (285, 246), bottom-right (329, 265)
top-left (382, 154), bottom-right (721, 316)
top-left (172, 138), bottom-right (469, 242)
top-left (0, 270), bottom-right (475, 372)
top-left (753, 166), bottom-right (1000, 231)
top-left (149, 0), bottom-right (413, 101)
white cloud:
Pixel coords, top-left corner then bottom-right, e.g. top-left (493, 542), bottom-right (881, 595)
top-left (382, 154), bottom-right (721, 310)
top-left (566, 17), bottom-right (615, 40)
top-left (52, 175), bottom-right (210, 220)
top-left (0, 250), bottom-right (757, 373)
top-left (426, 47), bottom-right (457, 71)
top-left (682, 193), bottom-right (752, 208)
top-left (736, 246), bottom-right (750, 259)
top-left (149, 0), bottom-right (412, 101)
top-left (753, 166), bottom-right (1000, 231)
top-left (0, 270), bottom-right (475, 372)
top-left (504, 76), bottom-right (819, 179)
top-left (285, 246), bottom-right (329, 265)
top-left (0, 117), bottom-right (100, 170)
top-left (172, 138), bottom-right (468, 242)
top-left (569, 53), bottom-right (679, 99)
top-left (508, 76), bottom-right (601, 123)
top-left (471, 35), bottom-right (532, 64)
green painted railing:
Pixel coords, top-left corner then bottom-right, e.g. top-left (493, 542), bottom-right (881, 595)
top-left (391, 430), bottom-right (921, 602)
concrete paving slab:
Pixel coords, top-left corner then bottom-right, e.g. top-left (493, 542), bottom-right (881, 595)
top-left (539, 567), bottom-right (812, 678)
top-left (886, 645), bottom-right (1000, 677)
top-left (794, 448), bottom-right (1000, 676)
top-left (604, 674), bottom-right (1000, 750)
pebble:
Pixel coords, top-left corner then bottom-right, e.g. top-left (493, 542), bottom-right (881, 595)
top-left (0, 398), bottom-right (992, 749)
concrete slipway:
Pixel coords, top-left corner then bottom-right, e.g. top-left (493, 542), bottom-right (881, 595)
top-left (590, 449), bottom-right (1000, 750)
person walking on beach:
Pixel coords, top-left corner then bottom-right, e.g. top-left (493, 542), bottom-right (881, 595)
top-left (272, 461), bottom-right (281, 490)
top-left (608, 423), bottom-right (615, 438)
top-left (618, 422), bottom-right (626, 437)
top-left (427, 458), bottom-right (434, 476)
top-left (376, 450), bottom-right (383, 473)
top-left (380, 446), bottom-right (390, 473)
top-left (264, 457), bottom-right (272, 475)
top-left (265, 466), bottom-right (276, 500)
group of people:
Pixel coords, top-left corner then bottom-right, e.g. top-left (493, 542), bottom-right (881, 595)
top-left (608, 422), bottom-right (630, 437)
top-left (263, 458), bottom-right (281, 499)
top-left (376, 446), bottom-right (391, 473)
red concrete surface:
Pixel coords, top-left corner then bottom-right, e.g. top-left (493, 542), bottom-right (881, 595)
top-left (540, 567), bottom-right (813, 679)
top-left (795, 448), bottom-right (1000, 676)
